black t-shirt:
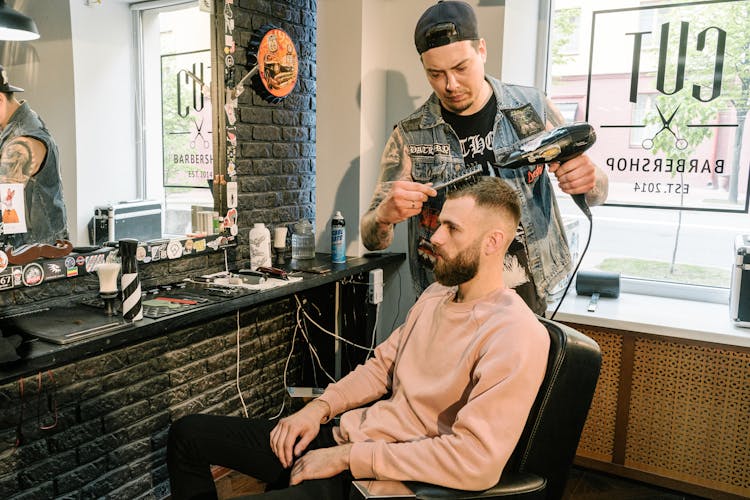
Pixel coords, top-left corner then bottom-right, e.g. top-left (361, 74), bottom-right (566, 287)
top-left (441, 96), bottom-right (545, 315)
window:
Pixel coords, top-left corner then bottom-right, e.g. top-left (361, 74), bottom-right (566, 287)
top-left (546, 0), bottom-right (750, 301)
top-left (134, 0), bottom-right (213, 237)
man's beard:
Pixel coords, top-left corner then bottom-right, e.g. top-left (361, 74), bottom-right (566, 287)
top-left (433, 239), bottom-right (481, 286)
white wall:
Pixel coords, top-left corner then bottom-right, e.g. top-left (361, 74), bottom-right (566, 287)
top-left (317, 0), bottom-right (507, 338)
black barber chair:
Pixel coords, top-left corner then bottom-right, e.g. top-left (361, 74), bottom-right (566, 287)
top-left (350, 318), bottom-right (602, 500)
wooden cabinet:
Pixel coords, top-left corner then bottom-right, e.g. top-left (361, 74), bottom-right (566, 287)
top-left (569, 323), bottom-right (750, 500)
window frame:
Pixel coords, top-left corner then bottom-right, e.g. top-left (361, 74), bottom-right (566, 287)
top-left (539, 0), bottom-right (741, 303)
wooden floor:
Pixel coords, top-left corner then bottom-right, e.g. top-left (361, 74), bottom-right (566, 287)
top-left (212, 466), bottom-right (708, 499)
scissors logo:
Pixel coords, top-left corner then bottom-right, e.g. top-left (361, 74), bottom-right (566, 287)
top-left (642, 104), bottom-right (688, 150)
top-left (191, 118), bottom-right (211, 149)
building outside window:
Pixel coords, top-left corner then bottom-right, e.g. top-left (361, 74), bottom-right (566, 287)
top-left (546, 0), bottom-right (750, 301)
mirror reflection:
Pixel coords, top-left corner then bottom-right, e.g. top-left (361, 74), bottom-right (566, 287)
top-left (0, 0), bottom-right (218, 248)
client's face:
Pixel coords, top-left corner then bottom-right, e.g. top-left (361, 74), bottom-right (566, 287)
top-left (430, 196), bottom-right (482, 286)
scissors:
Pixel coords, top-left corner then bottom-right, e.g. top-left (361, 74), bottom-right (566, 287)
top-left (190, 118), bottom-right (211, 149)
top-left (642, 104), bottom-right (688, 150)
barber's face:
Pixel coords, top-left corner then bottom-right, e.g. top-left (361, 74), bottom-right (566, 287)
top-left (430, 196), bottom-right (483, 286)
top-left (421, 39), bottom-right (487, 115)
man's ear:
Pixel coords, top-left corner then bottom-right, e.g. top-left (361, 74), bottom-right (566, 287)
top-left (484, 228), bottom-right (507, 256)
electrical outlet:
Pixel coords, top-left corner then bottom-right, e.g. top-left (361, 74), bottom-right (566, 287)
top-left (368, 268), bottom-right (383, 304)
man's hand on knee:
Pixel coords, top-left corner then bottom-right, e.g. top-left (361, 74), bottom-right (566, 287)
top-left (269, 399), bottom-right (331, 468)
top-left (289, 443), bottom-right (352, 486)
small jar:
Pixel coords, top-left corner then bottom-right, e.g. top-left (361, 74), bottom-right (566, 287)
top-left (291, 219), bottom-right (315, 260)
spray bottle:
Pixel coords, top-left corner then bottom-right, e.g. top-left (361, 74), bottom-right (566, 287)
top-left (331, 211), bottom-right (346, 263)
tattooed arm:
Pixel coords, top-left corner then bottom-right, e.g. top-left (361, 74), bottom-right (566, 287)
top-left (360, 127), bottom-right (436, 251)
top-left (543, 97), bottom-right (608, 206)
top-left (0, 136), bottom-right (47, 184)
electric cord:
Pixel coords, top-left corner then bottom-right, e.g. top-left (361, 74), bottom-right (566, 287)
top-left (235, 310), bottom-right (249, 418)
top-left (549, 197), bottom-right (593, 321)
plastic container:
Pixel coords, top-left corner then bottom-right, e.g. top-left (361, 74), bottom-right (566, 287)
top-left (249, 223), bottom-right (272, 269)
top-left (292, 219), bottom-right (315, 260)
top-left (331, 211), bottom-right (346, 263)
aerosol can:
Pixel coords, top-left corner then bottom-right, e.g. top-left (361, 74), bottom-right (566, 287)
top-left (331, 211), bottom-right (346, 263)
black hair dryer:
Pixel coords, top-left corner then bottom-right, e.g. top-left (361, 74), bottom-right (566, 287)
top-left (498, 122), bottom-right (597, 217)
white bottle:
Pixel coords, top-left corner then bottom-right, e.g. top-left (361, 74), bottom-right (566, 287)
top-left (249, 223), bottom-right (272, 269)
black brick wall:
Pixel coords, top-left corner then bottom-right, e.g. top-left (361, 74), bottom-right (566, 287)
top-left (0, 299), bottom-right (303, 499)
top-left (232, 0), bottom-right (317, 266)
top-left (0, 1), bottom-right (318, 497)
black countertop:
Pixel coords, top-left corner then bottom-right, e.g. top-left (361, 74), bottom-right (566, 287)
top-left (0, 253), bottom-right (404, 384)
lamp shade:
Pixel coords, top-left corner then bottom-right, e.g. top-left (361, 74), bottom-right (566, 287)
top-left (0, 0), bottom-right (39, 41)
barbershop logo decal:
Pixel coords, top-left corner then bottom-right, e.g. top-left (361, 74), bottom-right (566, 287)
top-left (585, 0), bottom-right (750, 213)
top-left (162, 50), bottom-right (213, 188)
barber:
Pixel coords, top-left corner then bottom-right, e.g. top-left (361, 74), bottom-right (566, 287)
top-left (0, 64), bottom-right (67, 247)
top-left (360, 1), bottom-right (608, 315)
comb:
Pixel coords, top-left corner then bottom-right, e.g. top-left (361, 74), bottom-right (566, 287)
top-left (430, 164), bottom-right (483, 192)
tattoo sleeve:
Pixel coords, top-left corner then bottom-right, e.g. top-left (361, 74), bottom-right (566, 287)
top-left (0, 138), bottom-right (36, 184)
top-left (361, 127), bottom-right (412, 250)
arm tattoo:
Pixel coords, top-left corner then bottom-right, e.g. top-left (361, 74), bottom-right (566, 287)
top-left (361, 128), bottom-right (412, 250)
top-left (0, 139), bottom-right (36, 184)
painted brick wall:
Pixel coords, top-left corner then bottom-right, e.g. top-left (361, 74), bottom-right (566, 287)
top-left (231, 0), bottom-right (317, 265)
top-left (0, 299), bottom-right (302, 499)
top-left (0, 1), bottom-right (317, 497)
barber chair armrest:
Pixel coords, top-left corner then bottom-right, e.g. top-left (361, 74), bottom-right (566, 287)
top-left (350, 473), bottom-right (546, 500)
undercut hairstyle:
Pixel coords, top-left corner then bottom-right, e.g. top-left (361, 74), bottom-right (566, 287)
top-left (446, 176), bottom-right (521, 228)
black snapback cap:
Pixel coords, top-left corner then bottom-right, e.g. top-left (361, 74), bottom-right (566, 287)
top-left (0, 65), bottom-right (23, 93)
top-left (414, 1), bottom-right (479, 55)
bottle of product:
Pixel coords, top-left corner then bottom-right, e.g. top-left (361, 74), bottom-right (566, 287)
top-left (249, 223), bottom-right (272, 269)
top-left (331, 211), bottom-right (346, 263)
top-left (292, 219), bottom-right (315, 260)
top-left (119, 239), bottom-right (143, 321)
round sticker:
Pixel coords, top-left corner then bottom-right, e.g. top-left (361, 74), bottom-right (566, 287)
top-left (0, 250), bottom-right (7, 273)
top-left (167, 240), bottom-right (183, 260)
top-left (22, 263), bottom-right (44, 287)
top-left (247, 25), bottom-right (298, 103)
top-left (136, 246), bottom-right (147, 262)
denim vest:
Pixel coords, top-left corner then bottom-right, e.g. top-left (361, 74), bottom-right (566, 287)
top-left (0, 102), bottom-right (68, 247)
top-left (399, 76), bottom-right (571, 304)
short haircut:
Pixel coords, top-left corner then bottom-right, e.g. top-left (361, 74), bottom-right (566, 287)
top-left (1, 91), bottom-right (12, 101)
top-left (446, 176), bottom-right (521, 227)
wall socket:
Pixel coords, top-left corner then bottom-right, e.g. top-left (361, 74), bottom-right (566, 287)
top-left (368, 268), bottom-right (383, 304)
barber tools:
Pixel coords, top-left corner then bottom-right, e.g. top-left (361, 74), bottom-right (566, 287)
top-left (498, 122), bottom-right (597, 218)
top-left (273, 226), bottom-right (288, 266)
top-left (95, 262), bottom-right (121, 317)
top-left (575, 270), bottom-right (620, 313)
top-left (431, 164), bottom-right (483, 192)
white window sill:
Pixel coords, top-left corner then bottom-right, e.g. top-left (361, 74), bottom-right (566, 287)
top-left (547, 291), bottom-right (750, 348)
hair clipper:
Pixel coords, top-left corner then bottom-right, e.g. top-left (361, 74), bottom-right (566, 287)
top-left (498, 122), bottom-right (596, 218)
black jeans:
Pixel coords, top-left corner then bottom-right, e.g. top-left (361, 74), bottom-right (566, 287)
top-left (167, 414), bottom-right (353, 500)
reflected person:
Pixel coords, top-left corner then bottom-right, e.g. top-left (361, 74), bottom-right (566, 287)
top-left (0, 65), bottom-right (67, 247)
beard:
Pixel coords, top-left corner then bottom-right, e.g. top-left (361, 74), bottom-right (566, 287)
top-left (433, 239), bottom-right (481, 286)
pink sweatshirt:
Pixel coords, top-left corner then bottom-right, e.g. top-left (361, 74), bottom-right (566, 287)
top-left (317, 283), bottom-right (549, 491)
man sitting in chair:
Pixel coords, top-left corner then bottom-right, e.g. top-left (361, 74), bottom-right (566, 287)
top-left (167, 177), bottom-right (550, 499)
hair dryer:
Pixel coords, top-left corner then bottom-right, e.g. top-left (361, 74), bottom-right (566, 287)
top-left (498, 122), bottom-right (597, 218)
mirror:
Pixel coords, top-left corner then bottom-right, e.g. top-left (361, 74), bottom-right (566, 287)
top-left (0, 0), bottom-right (224, 247)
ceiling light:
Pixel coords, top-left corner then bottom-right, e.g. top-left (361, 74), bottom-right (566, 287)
top-left (0, 0), bottom-right (39, 41)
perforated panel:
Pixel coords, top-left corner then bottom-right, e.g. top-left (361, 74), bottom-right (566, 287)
top-left (570, 325), bottom-right (622, 461)
top-left (626, 337), bottom-right (750, 495)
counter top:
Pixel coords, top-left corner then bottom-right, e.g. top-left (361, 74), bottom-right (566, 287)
top-left (548, 288), bottom-right (750, 349)
top-left (0, 252), bottom-right (404, 384)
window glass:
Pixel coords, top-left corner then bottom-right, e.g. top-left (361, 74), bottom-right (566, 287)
top-left (547, 0), bottom-right (749, 292)
top-left (138, 1), bottom-right (213, 237)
